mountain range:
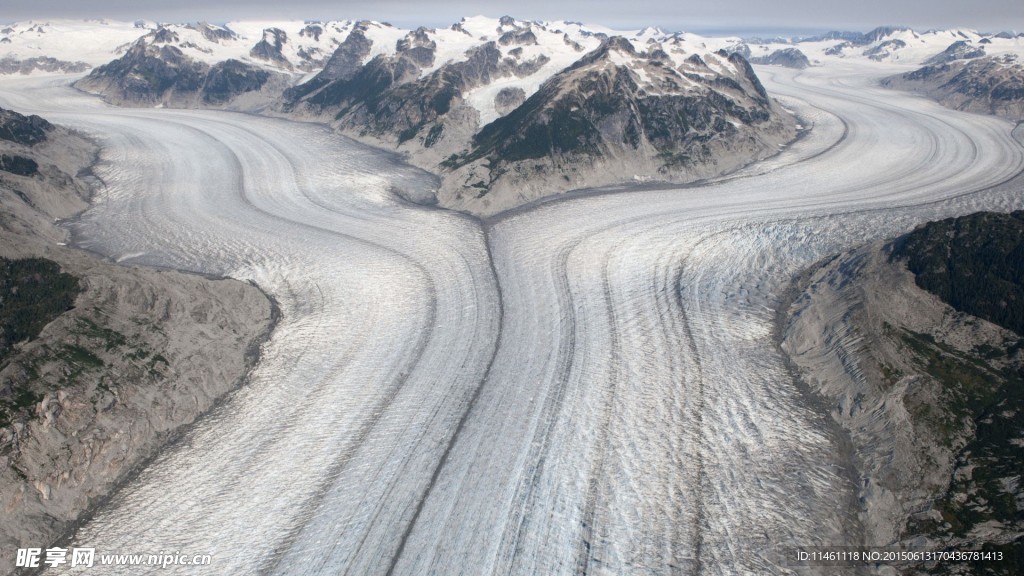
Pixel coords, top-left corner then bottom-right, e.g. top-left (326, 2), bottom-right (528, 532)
top-left (3, 17), bottom-right (1023, 212)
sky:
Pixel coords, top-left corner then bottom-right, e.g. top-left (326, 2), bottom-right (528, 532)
top-left (2, 0), bottom-right (1022, 35)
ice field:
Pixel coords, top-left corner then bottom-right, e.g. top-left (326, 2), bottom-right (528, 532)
top-left (1, 60), bottom-right (1022, 574)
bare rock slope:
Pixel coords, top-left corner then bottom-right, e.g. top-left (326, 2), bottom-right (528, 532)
top-left (883, 54), bottom-right (1024, 120)
top-left (0, 107), bottom-right (274, 574)
top-left (781, 215), bottom-right (1024, 571)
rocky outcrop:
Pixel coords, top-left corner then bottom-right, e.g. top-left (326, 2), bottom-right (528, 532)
top-left (0, 109), bottom-right (274, 574)
top-left (315, 22), bottom-right (372, 82)
top-left (0, 56), bottom-right (89, 76)
top-left (863, 39), bottom-right (907, 61)
top-left (0, 154), bottom-right (37, 177)
top-left (493, 86), bottom-right (525, 115)
top-left (749, 47), bottom-right (810, 69)
top-left (781, 217), bottom-right (1024, 568)
top-left (805, 26), bottom-right (913, 46)
top-left (281, 22), bottom-right (374, 103)
top-left (924, 40), bottom-right (985, 65)
top-left (73, 40), bottom-right (280, 109)
top-left (882, 54), bottom-right (1024, 119)
top-left (194, 22), bottom-right (236, 43)
top-left (250, 28), bottom-right (290, 68)
top-left (0, 107), bottom-right (51, 147)
top-left (202, 60), bottom-right (273, 105)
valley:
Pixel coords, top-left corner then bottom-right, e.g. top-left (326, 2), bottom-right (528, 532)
top-left (1, 16), bottom-right (1023, 575)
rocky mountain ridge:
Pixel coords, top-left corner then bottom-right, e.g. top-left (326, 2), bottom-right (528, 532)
top-left (882, 54), bottom-right (1024, 120)
top-left (74, 41), bottom-right (281, 108)
top-left (278, 16), bottom-right (796, 214)
top-left (9, 18), bottom-right (1023, 213)
top-left (58, 15), bottom-right (798, 214)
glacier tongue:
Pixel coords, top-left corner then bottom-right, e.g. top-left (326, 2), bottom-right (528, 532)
top-left (1, 58), bottom-right (1022, 574)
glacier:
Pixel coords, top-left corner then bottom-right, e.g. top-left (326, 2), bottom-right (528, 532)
top-left (0, 59), bottom-right (1022, 575)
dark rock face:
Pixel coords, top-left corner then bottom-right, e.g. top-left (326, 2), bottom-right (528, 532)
top-left (250, 28), bottom-right (290, 67)
top-left (803, 27), bottom-right (911, 46)
top-left (883, 54), bottom-right (1024, 118)
top-left (894, 211), bottom-right (1024, 335)
top-left (924, 40), bottom-right (986, 65)
top-left (0, 154), bottom-right (38, 176)
top-left (494, 86), bottom-right (525, 115)
top-left (282, 23), bottom-right (373, 105)
top-left (77, 42), bottom-right (205, 102)
top-left (863, 26), bottom-right (911, 43)
top-left (0, 108), bottom-right (52, 147)
top-left (499, 28), bottom-right (538, 46)
top-left (804, 30), bottom-right (870, 44)
top-left (317, 23), bottom-right (372, 82)
top-left (75, 41), bottom-right (271, 106)
top-left (299, 24), bottom-right (323, 41)
top-left (396, 27), bottom-right (437, 68)
top-left (749, 47), bottom-right (810, 69)
top-left (285, 29), bottom-right (791, 212)
top-left (202, 60), bottom-right (271, 104)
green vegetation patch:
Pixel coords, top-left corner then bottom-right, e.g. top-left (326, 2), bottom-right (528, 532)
top-left (0, 257), bottom-right (80, 366)
top-left (893, 211), bottom-right (1024, 335)
top-left (900, 327), bottom-right (1024, 571)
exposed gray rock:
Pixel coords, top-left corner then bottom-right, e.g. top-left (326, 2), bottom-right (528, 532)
top-left (494, 86), bottom-right (525, 115)
top-left (249, 27), bottom-right (290, 68)
top-left (290, 39), bottom-right (549, 148)
top-left (194, 22), bottom-right (236, 43)
top-left (725, 42), bottom-right (752, 59)
top-left (749, 47), bottom-right (811, 69)
top-left (74, 42), bottom-right (206, 104)
top-left (883, 54), bottom-right (1024, 119)
top-left (202, 60), bottom-right (272, 104)
top-left (395, 27), bottom-right (437, 68)
top-left (318, 22), bottom-right (372, 81)
top-left (499, 28), bottom-right (538, 46)
top-left (824, 42), bottom-right (851, 56)
top-left (924, 40), bottom-right (986, 65)
top-left (863, 39), bottom-right (907, 61)
top-left (150, 26), bottom-right (180, 44)
top-left (0, 56), bottom-right (89, 76)
top-left (298, 23), bottom-right (323, 41)
top-left (281, 22), bottom-right (373, 104)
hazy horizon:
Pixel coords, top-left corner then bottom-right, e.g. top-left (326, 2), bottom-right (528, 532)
top-left (2, 0), bottom-right (1021, 35)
